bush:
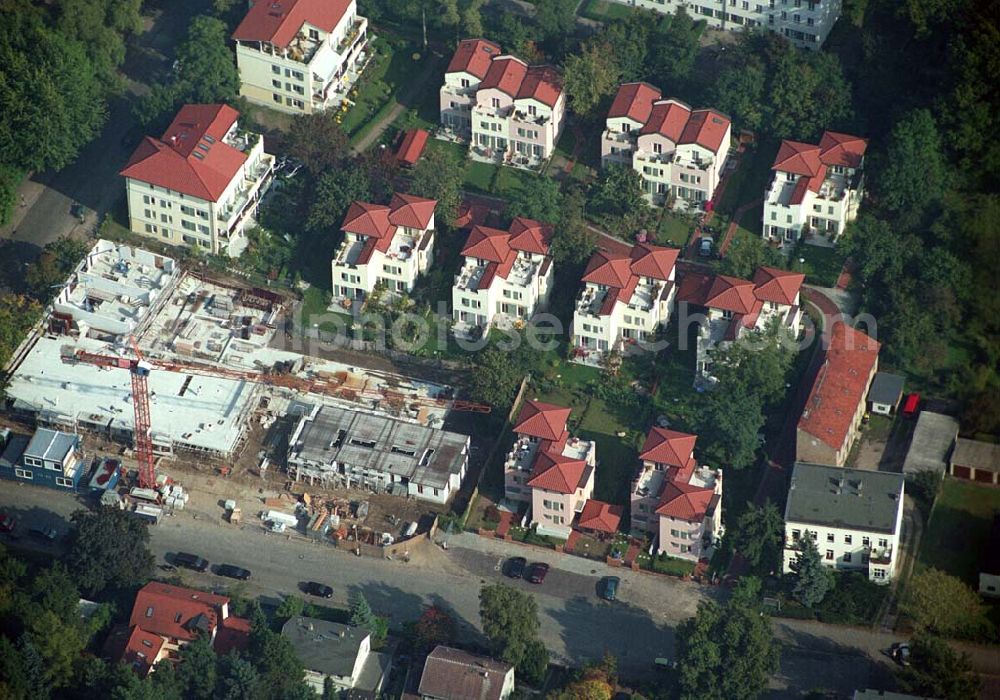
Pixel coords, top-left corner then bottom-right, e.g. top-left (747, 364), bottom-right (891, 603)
top-left (814, 572), bottom-right (887, 625)
top-left (647, 553), bottom-right (696, 577)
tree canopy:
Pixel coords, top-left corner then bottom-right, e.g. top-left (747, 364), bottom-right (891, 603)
top-left (732, 501), bottom-right (785, 573)
top-left (902, 568), bottom-right (994, 639)
top-left (64, 507), bottom-right (155, 596)
top-left (409, 146), bottom-right (467, 227)
top-left (479, 583), bottom-right (549, 685)
top-left (897, 634), bottom-right (981, 700)
top-left (789, 533), bottom-right (833, 608)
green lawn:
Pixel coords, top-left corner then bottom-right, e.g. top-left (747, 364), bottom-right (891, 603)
top-left (464, 160), bottom-right (496, 192)
top-left (918, 479), bottom-right (1000, 585)
top-left (657, 212), bottom-right (696, 248)
top-left (579, 0), bottom-right (635, 21)
top-left (789, 242), bottom-right (847, 287)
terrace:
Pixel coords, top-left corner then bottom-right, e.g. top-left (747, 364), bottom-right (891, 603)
top-left (334, 238), bottom-right (367, 267)
top-left (633, 465), bottom-right (666, 500)
top-left (454, 261), bottom-right (488, 292)
top-left (575, 285), bottom-right (610, 317)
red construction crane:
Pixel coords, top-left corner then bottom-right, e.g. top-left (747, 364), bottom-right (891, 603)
top-left (63, 339), bottom-right (489, 487)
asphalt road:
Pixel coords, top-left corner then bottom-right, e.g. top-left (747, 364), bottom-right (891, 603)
top-left (5, 482), bottom-right (991, 697)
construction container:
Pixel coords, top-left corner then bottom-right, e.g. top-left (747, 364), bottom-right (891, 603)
top-left (133, 504), bottom-right (163, 525)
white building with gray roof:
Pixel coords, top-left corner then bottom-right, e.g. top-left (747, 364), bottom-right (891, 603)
top-left (783, 462), bottom-right (905, 584)
top-left (280, 616), bottom-right (390, 695)
top-left (286, 404), bottom-right (469, 504)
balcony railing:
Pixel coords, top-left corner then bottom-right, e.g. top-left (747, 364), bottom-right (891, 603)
top-left (336, 18), bottom-right (366, 55)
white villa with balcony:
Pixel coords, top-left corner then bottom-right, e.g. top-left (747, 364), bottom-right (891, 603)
top-left (503, 400), bottom-right (597, 540)
top-left (784, 462), bottom-right (904, 583)
top-left (232, 0), bottom-right (370, 114)
top-left (571, 242), bottom-right (679, 365)
top-left (676, 266), bottom-right (805, 377)
top-left (452, 218), bottom-right (554, 337)
top-left (630, 428), bottom-right (723, 562)
top-left (120, 104), bottom-right (274, 257)
top-left (602, 0), bottom-right (843, 49)
top-left (330, 194), bottom-right (436, 310)
top-left (601, 83), bottom-right (732, 208)
top-left (763, 131), bottom-right (867, 246)
top-left (440, 39), bottom-right (566, 170)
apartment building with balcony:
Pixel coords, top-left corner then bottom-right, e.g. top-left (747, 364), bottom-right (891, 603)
top-left (784, 462), bottom-right (904, 583)
top-left (601, 84), bottom-right (732, 208)
top-left (676, 266), bottom-right (805, 377)
top-left (630, 428), bottom-right (723, 561)
top-left (452, 218), bottom-right (554, 337)
top-left (797, 322), bottom-right (880, 467)
top-left (330, 193), bottom-right (436, 309)
top-left (503, 400), bottom-right (597, 539)
top-left (121, 104), bottom-right (274, 257)
top-left (232, 0), bottom-right (370, 115)
top-left (571, 242), bottom-right (680, 365)
top-left (604, 0), bottom-right (842, 49)
top-left (763, 131), bottom-right (867, 245)
top-left (440, 39), bottom-right (566, 169)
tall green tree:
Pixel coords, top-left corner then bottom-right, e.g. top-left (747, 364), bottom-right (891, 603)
top-left (897, 634), bottom-right (981, 700)
top-left (589, 165), bottom-right (645, 217)
top-left (902, 568), bottom-right (993, 638)
top-left (55, 0), bottom-right (142, 88)
top-left (718, 234), bottom-right (785, 279)
top-left (534, 0), bottom-right (576, 42)
top-left (675, 596), bottom-right (779, 700)
top-left (563, 41), bottom-right (621, 120)
top-left (732, 501), bottom-right (785, 572)
top-left (876, 108), bottom-right (951, 224)
top-left (467, 345), bottom-right (527, 410)
top-left (790, 533), bottom-right (833, 608)
top-left (64, 507), bottom-right (155, 596)
top-left (552, 185), bottom-right (597, 266)
top-left (479, 584), bottom-right (549, 682)
top-left (647, 10), bottom-right (703, 89)
top-left (286, 112), bottom-right (350, 177)
top-left (247, 617), bottom-right (311, 698)
top-left (176, 636), bottom-right (218, 700)
top-left (506, 176), bottom-right (561, 224)
top-left (409, 146), bottom-right (467, 227)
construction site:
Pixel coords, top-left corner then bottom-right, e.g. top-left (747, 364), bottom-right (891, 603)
top-left (1, 241), bottom-right (488, 533)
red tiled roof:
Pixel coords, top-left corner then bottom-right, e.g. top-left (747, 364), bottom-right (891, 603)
top-left (629, 242), bottom-right (678, 280)
top-left (516, 65), bottom-right (563, 107)
top-left (608, 82), bottom-right (662, 123)
top-left (527, 451), bottom-right (589, 494)
top-left (446, 38), bottom-right (502, 79)
top-left (215, 616), bottom-right (251, 656)
top-left (798, 323), bottom-right (881, 451)
top-left (480, 56), bottom-right (528, 98)
top-left (772, 140), bottom-right (824, 177)
top-left (514, 400), bottom-right (571, 441)
top-left (396, 128), bottom-right (429, 167)
top-left (582, 251), bottom-right (633, 288)
top-left (508, 217), bottom-right (552, 255)
top-left (639, 99), bottom-right (691, 141)
top-left (129, 583), bottom-right (230, 643)
top-left (388, 192), bottom-right (436, 230)
top-left (577, 500), bottom-right (623, 533)
top-left (232, 0), bottom-right (352, 48)
top-left (656, 481), bottom-right (715, 521)
top-left (462, 225), bottom-right (510, 262)
top-left (640, 428), bottom-right (697, 469)
top-left (703, 275), bottom-right (759, 314)
top-left (120, 104), bottom-right (246, 201)
top-left (122, 625), bottom-right (165, 676)
top-left (342, 201), bottom-right (393, 238)
top-left (676, 271), bottom-right (714, 306)
top-left (679, 109), bottom-right (731, 152)
top-left (818, 131), bottom-right (868, 169)
top-left (753, 267), bottom-right (805, 306)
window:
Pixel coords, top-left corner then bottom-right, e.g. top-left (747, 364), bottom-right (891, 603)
top-left (844, 534), bottom-right (852, 544)
top-left (181, 220), bottom-right (196, 231)
top-left (878, 538), bottom-right (888, 548)
top-left (272, 65), bottom-right (280, 74)
top-left (873, 568), bottom-right (886, 580)
top-left (862, 536), bottom-right (870, 547)
top-left (293, 99), bottom-right (304, 109)
top-left (670, 529), bottom-right (681, 537)
top-left (142, 195), bottom-right (151, 204)
top-left (272, 79), bottom-right (281, 88)
top-left (160, 214), bottom-right (171, 223)
top-left (826, 533), bottom-right (834, 543)
top-left (145, 224), bottom-right (154, 233)
top-left (56, 477), bottom-right (72, 487)
top-left (825, 549), bottom-right (834, 560)
top-left (14, 469), bottom-right (32, 479)
top-left (293, 84), bottom-right (304, 95)
top-left (528, 105), bottom-right (537, 116)
top-left (417, 484), bottom-right (424, 494)
top-left (653, 142), bottom-right (663, 154)
top-left (273, 93), bottom-right (282, 104)
top-left (792, 529), bottom-right (801, 541)
top-left (198, 225), bottom-right (210, 235)
top-left (680, 544), bottom-right (691, 553)
top-left (460, 78), bottom-right (470, 88)
top-left (491, 97), bottom-right (500, 108)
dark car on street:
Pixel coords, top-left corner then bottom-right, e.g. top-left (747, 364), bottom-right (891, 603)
top-left (217, 564), bottom-right (251, 580)
top-left (526, 562), bottom-right (550, 584)
top-left (600, 576), bottom-right (620, 601)
top-left (304, 582), bottom-right (334, 598)
top-left (173, 552), bottom-right (209, 572)
top-left (505, 556), bottom-right (527, 579)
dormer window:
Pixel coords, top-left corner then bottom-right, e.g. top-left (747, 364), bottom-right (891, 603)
top-left (461, 78), bottom-right (470, 88)
top-left (528, 105), bottom-right (537, 116)
top-left (653, 142), bottom-right (663, 154)
top-left (622, 124), bottom-right (631, 133)
top-left (309, 29), bottom-right (319, 40)
top-left (491, 97), bottom-right (500, 108)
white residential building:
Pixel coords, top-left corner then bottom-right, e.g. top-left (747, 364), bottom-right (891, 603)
top-left (120, 104), bottom-right (275, 257)
top-left (440, 39), bottom-right (566, 169)
top-left (232, 0), bottom-right (370, 114)
top-left (676, 266), bottom-right (805, 377)
top-left (604, 0), bottom-right (843, 49)
top-left (763, 131), bottom-right (867, 245)
top-left (330, 193), bottom-right (436, 310)
top-left (571, 242), bottom-right (680, 365)
top-left (281, 617), bottom-right (390, 695)
top-left (784, 462), bottom-right (905, 583)
top-left (452, 217), bottom-right (554, 336)
top-left (602, 84), bottom-right (732, 208)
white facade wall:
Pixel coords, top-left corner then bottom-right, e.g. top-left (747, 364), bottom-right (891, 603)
top-left (440, 70), bottom-right (481, 138)
top-left (601, 116), bottom-right (643, 166)
top-left (572, 280), bottom-right (676, 357)
top-left (633, 127), bottom-right (731, 207)
top-left (452, 252), bottom-right (553, 331)
top-left (331, 219), bottom-right (435, 306)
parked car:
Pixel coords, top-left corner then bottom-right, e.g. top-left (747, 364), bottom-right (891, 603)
top-left (902, 393), bottom-right (921, 418)
top-left (173, 552), bottom-right (209, 572)
top-left (505, 556), bottom-right (527, 579)
top-left (600, 576), bottom-right (620, 601)
top-left (888, 642), bottom-right (911, 667)
top-left (217, 564), bottom-right (251, 580)
top-left (28, 526), bottom-right (57, 541)
top-left (0, 513), bottom-right (16, 533)
top-left (654, 657), bottom-right (678, 670)
top-left (698, 236), bottom-right (714, 257)
top-left (304, 582), bottom-right (334, 598)
top-left (526, 562), bottom-right (550, 584)
top-left (70, 203), bottom-right (85, 223)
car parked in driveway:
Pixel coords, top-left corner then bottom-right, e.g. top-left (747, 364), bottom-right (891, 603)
top-left (699, 236), bottom-right (714, 257)
top-left (505, 556), bottom-right (527, 579)
top-left (173, 552), bottom-right (209, 572)
top-left (304, 582), bottom-right (334, 598)
top-left (600, 576), bottom-right (620, 601)
top-left (217, 564), bottom-right (251, 580)
top-left (526, 562), bottom-right (549, 584)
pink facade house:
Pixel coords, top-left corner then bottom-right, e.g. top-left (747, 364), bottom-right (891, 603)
top-left (601, 82), bottom-right (732, 208)
top-left (630, 428), bottom-right (723, 562)
top-left (440, 39), bottom-right (566, 170)
top-left (503, 400), bottom-right (596, 539)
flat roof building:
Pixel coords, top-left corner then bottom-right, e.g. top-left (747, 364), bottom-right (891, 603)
top-left (287, 405), bottom-right (470, 504)
top-left (902, 411), bottom-right (959, 478)
top-left (950, 437), bottom-right (1000, 486)
top-left (280, 616), bottom-right (390, 696)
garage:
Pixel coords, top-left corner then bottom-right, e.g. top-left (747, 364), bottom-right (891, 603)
top-left (952, 464), bottom-right (972, 480)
